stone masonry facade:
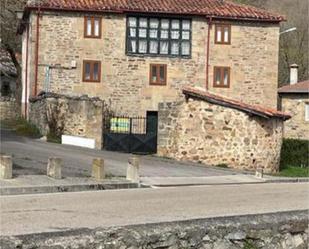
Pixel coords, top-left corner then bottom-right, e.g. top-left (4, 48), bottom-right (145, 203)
top-left (29, 93), bottom-right (104, 149)
top-left (158, 97), bottom-right (284, 173)
top-left (280, 94), bottom-right (309, 140)
top-left (23, 12), bottom-right (280, 116)
top-left (0, 97), bottom-right (19, 121)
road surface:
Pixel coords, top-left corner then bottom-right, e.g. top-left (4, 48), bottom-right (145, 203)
top-left (0, 129), bottom-right (234, 178)
top-left (0, 182), bottom-right (308, 236)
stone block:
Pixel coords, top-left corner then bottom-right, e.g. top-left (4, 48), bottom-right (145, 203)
top-left (47, 158), bottom-right (62, 179)
top-left (92, 158), bottom-right (105, 180)
top-left (126, 156), bottom-right (140, 182)
top-left (0, 155), bottom-right (13, 179)
top-left (255, 167), bottom-right (264, 178)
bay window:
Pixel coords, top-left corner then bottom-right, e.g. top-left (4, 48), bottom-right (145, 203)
top-left (127, 16), bottom-right (191, 57)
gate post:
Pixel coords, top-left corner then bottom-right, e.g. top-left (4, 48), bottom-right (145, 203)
top-left (126, 156), bottom-right (140, 182)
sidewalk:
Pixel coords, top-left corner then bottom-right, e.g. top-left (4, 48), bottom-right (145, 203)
top-left (0, 175), bottom-right (138, 195)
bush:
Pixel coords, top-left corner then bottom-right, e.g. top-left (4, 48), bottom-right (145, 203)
top-left (46, 131), bottom-right (61, 144)
top-left (280, 139), bottom-right (309, 169)
top-left (14, 118), bottom-right (41, 138)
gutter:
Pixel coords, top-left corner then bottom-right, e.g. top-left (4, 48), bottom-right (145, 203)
top-left (24, 24), bottom-right (29, 118)
top-left (34, 8), bottom-right (41, 96)
top-left (206, 17), bottom-right (212, 91)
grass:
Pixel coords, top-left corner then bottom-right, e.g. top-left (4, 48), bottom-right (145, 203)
top-left (276, 166), bottom-right (309, 178)
top-left (1, 118), bottom-right (41, 138)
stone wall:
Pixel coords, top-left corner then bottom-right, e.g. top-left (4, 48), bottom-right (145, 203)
top-left (1, 211), bottom-right (307, 249)
top-left (0, 97), bottom-right (19, 121)
top-left (280, 94), bottom-right (309, 140)
top-left (157, 98), bottom-right (284, 173)
top-left (29, 93), bottom-right (104, 149)
top-left (23, 11), bottom-right (280, 117)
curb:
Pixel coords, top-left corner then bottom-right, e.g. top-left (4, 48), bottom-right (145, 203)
top-left (0, 182), bottom-right (139, 196)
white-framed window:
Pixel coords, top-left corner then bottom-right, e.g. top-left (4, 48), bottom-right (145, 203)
top-left (305, 103), bottom-right (309, 121)
top-left (126, 16), bottom-right (192, 57)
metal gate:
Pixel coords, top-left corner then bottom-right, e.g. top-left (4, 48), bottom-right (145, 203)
top-left (103, 112), bottom-right (158, 154)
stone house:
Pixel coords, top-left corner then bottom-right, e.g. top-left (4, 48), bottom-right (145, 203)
top-left (17, 0), bottom-right (290, 171)
top-left (278, 76), bottom-right (309, 140)
top-left (158, 87), bottom-right (290, 173)
top-left (18, 0), bottom-right (284, 117)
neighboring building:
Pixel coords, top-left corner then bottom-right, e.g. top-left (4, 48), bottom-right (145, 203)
top-left (278, 65), bottom-right (309, 140)
top-left (0, 47), bottom-right (17, 97)
top-left (18, 0), bottom-right (284, 117)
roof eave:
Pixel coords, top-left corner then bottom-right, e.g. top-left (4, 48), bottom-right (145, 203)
top-left (183, 89), bottom-right (291, 121)
top-left (23, 6), bottom-right (284, 23)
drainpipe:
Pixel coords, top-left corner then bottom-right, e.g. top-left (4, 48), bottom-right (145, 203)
top-left (205, 17), bottom-right (212, 91)
top-left (34, 8), bottom-right (41, 96)
top-left (24, 24), bottom-right (29, 118)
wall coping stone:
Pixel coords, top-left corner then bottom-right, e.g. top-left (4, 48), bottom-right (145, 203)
top-left (29, 91), bottom-right (104, 104)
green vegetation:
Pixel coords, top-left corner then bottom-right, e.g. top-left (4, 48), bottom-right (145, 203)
top-left (277, 166), bottom-right (308, 177)
top-left (216, 163), bottom-right (228, 168)
top-left (278, 139), bottom-right (309, 177)
top-left (280, 139), bottom-right (309, 168)
top-left (1, 118), bottom-right (41, 138)
top-left (243, 239), bottom-right (258, 249)
top-left (46, 131), bottom-right (61, 144)
top-left (14, 118), bottom-right (41, 138)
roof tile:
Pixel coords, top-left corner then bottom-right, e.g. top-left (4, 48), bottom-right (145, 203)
top-left (183, 86), bottom-right (291, 120)
top-left (278, 80), bottom-right (309, 94)
top-left (26, 0), bottom-right (284, 22)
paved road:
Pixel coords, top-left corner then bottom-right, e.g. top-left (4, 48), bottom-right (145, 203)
top-left (0, 129), bottom-right (235, 177)
top-left (0, 183), bottom-right (308, 236)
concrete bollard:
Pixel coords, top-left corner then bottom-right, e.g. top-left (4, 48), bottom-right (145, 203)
top-left (126, 156), bottom-right (140, 182)
top-left (47, 158), bottom-right (62, 179)
top-left (255, 167), bottom-right (264, 178)
top-left (92, 158), bottom-right (105, 180)
top-left (0, 155), bottom-right (13, 179)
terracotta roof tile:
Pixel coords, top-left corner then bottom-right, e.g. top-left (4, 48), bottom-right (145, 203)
top-left (183, 86), bottom-right (291, 120)
top-left (26, 0), bottom-right (284, 22)
top-left (278, 80), bottom-right (309, 94)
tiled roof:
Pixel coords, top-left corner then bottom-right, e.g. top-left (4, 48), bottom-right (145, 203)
top-left (183, 86), bottom-right (291, 120)
top-left (278, 80), bottom-right (309, 94)
top-left (25, 0), bottom-right (284, 22)
top-left (0, 47), bottom-right (17, 76)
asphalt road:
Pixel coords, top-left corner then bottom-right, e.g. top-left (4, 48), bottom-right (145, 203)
top-left (0, 128), bottom-right (234, 177)
top-left (0, 182), bottom-right (308, 236)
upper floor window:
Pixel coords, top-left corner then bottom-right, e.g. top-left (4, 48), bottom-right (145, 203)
top-left (215, 24), bottom-right (231, 44)
top-left (83, 60), bottom-right (101, 82)
top-left (150, 64), bottom-right (167, 85)
top-left (126, 16), bottom-right (191, 57)
top-left (84, 17), bottom-right (101, 38)
top-left (214, 66), bottom-right (230, 88)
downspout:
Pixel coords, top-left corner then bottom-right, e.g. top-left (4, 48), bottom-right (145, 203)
top-left (34, 8), bottom-right (41, 96)
top-left (24, 24), bottom-right (29, 118)
top-left (206, 16), bottom-right (212, 91)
